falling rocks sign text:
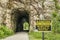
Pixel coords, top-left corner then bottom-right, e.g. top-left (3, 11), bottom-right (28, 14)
top-left (36, 20), bottom-right (51, 31)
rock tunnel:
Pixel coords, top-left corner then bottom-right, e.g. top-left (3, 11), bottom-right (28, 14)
top-left (11, 9), bottom-right (30, 32)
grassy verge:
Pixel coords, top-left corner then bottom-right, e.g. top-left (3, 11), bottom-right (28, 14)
top-left (0, 25), bottom-right (14, 39)
top-left (29, 32), bottom-right (60, 40)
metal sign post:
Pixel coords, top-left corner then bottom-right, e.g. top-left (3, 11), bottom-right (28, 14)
top-left (36, 20), bottom-right (51, 40)
top-left (42, 32), bottom-right (44, 40)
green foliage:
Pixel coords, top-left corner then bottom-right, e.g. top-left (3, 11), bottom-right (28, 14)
top-left (56, 15), bottom-right (60, 21)
top-left (56, 3), bottom-right (60, 10)
top-left (0, 30), bottom-right (5, 38)
top-left (0, 25), bottom-right (14, 39)
top-left (54, 0), bottom-right (60, 10)
top-left (52, 18), bottom-right (60, 33)
top-left (23, 22), bottom-right (29, 30)
top-left (52, 11), bottom-right (57, 18)
top-left (52, 11), bottom-right (60, 33)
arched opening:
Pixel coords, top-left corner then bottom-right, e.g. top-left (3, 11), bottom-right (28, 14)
top-left (12, 9), bottom-right (30, 32)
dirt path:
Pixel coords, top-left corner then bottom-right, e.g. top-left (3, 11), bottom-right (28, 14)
top-left (2, 32), bottom-right (29, 40)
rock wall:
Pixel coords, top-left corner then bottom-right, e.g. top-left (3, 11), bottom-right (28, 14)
top-left (0, 0), bottom-right (60, 31)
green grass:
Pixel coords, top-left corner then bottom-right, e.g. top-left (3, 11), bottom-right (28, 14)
top-left (29, 32), bottom-right (42, 40)
top-left (29, 32), bottom-right (60, 40)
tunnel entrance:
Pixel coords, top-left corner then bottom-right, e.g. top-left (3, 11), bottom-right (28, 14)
top-left (15, 10), bottom-right (29, 32)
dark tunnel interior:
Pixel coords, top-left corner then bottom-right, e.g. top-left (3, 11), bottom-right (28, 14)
top-left (15, 10), bottom-right (29, 32)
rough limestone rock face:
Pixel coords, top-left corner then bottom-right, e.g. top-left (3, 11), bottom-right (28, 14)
top-left (0, 0), bottom-right (59, 31)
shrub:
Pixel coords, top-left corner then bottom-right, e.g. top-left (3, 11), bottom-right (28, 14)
top-left (52, 13), bottom-right (60, 33)
top-left (0, 25), bottom-right (14, 38)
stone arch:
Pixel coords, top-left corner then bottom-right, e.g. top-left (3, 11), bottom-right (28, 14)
top-left (5, 7), bottom-right (37, 32)
top-left (10, 8), bottom-right (30, 32)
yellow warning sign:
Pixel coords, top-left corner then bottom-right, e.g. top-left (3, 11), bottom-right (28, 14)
top-left (36, 20), bottom-right (51, 31)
